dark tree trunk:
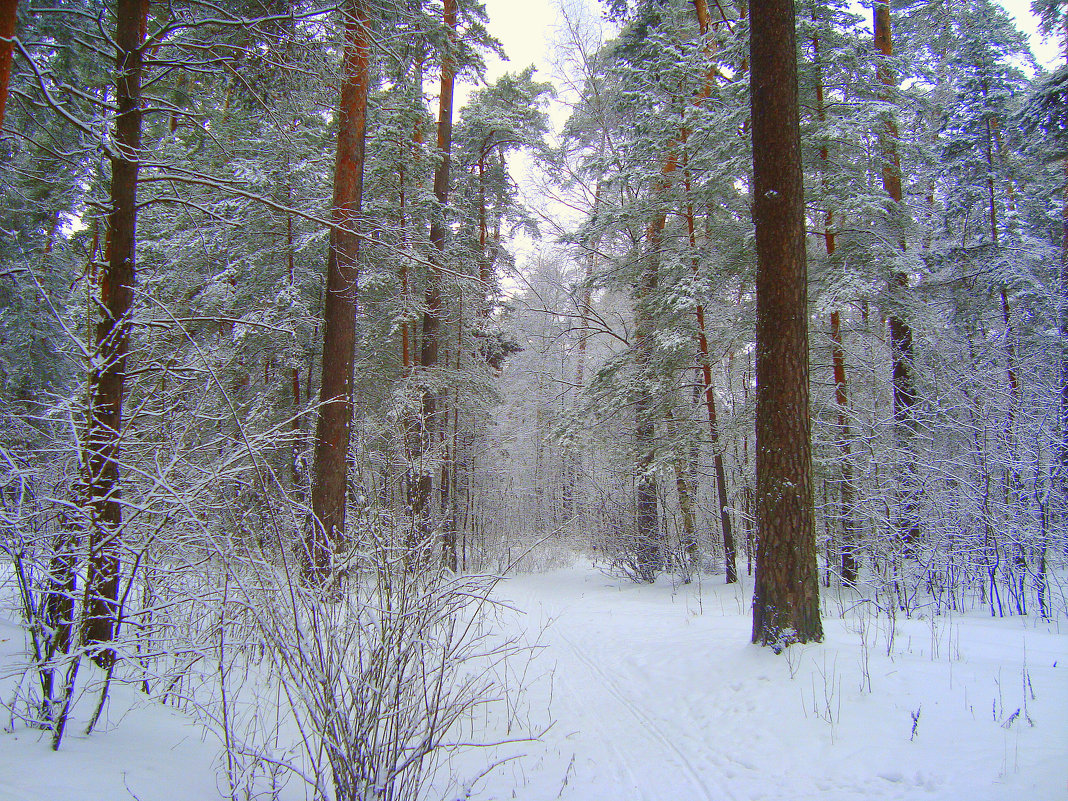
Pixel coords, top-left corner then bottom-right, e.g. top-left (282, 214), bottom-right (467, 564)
top-left (0, 0), bottom-right (15, 129)
top-left (84, 0), bottom-right (147, 666)
top-left (307, 0), bottom-right (371, 584)
top-left (411, 0), bottom-right (457, 529)
top-left (749, 0), bottom-right (822, 647)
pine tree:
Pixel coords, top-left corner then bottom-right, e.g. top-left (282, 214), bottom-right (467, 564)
top-left (307, 0), bottom-right (373, 584)
top-left (0, 0), bottom-right (15, 127)
top-left (84, 0), bottom-right (149, 665)
top-left (749, 0), bottom-right (822, 647)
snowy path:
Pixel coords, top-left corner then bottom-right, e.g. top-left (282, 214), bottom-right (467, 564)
top-left (1, 565), bottom-right (1066, 801)
top-left (492, 566), bottom-right (1068, 801)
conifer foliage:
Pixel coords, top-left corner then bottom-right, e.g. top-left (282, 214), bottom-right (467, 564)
top-left (1, 3), bottom-right (1067, 787)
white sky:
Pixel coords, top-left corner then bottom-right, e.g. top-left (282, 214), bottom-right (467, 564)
top-left (473, 0), bottom-right (1061, 94)
top-left (465, 0), bottom-right (1063, 279)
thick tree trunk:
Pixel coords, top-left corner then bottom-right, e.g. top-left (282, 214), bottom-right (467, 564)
top-left (306, 0), bottom-right (371, 584)
top-left (0, 0), bottom-right (15, 129)
top-left (749, 0), bottom-right (822, 647)
top-left (411, 0), bottom-right (457, 532)
top-left (84, 0), bottom-right (147, 665)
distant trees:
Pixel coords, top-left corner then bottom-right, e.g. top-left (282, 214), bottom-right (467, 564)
top-left (529, 0), bottom-right (1067, 633)
top-left (0, 0), bottom-right (1064, 717)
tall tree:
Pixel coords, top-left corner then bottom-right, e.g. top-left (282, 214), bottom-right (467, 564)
top-left (749, 0), bottom-right (822, 646)
top-left (806, 2), bottom-right (860, 584)
top-left (874, 0), bottom-right (920, 546)
top-left (1030, 1), bottom-right (1068, 483)
top-left (307, 0), bottom-right (372, 583)
top-left (84, 0), bottom-right (148, 663)
top-left (410, 0), bottom-right (457, 531)
top-left (0, 0), bottom-right (15, 128)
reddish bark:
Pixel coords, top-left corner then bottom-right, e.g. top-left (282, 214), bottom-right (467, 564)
top-left (682, 167), bottom-right (737, 583)
top-left (0, 0), bottom-right (16, 129)
top-left (749, 0), bottom-right (822, 646)
top-left (633, 0), bottom-right (729, 581)
top-left (307, 0), bottom-right (371, 583)
top-left (84, 0), bottom-right (148, 664)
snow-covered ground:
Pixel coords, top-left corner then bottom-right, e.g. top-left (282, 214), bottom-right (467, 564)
top-left (2, 564), bottom-right (1066, 800)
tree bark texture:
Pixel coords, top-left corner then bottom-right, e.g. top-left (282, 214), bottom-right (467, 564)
top-left (0, 0), bottom-right (15, 129)
top-left (307, 0), bottom-right (371, 583)
top-left (749, 0), bottom-right (822, 646)
top-left (629, 0), bottom-right (722, 583)
top-left (84, 0), bottom-right (147, 664)
top-left (874, 2), bottom-right (915, 426)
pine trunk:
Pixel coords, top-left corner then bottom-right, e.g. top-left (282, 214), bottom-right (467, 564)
top-left (84, 0), bottom-right (147, 664)
top-left (749, 0), bottom-right (822, 647)
top-left (0, 0), bottom-right (15, 128)
top-left (307, 0), bottom-right (371, 583)
top-left (411, 0), bottom-right (457, 532)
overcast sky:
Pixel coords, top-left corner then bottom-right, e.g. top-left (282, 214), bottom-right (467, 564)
top-left (474, 0), bottom-right (1061, 93)
top-left (464, 0), bottom-right (1062, 273)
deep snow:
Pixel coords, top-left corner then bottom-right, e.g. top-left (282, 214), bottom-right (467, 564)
top-left (1, 564), bottom-right (1065, 800)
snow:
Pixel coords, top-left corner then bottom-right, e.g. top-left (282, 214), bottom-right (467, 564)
top-left (2, 564), bottom-right (1066, 801)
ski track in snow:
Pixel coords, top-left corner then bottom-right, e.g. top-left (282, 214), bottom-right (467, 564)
top-left (556, 628), bottom-right (729, 801)
top-left (1, 564), bottom-right (1067, 801)
top-left (499, 566), bottom-right (1068, 801)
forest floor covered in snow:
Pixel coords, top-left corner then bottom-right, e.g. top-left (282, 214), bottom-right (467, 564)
top-left (1, 562), bottom-right (1066, 801)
